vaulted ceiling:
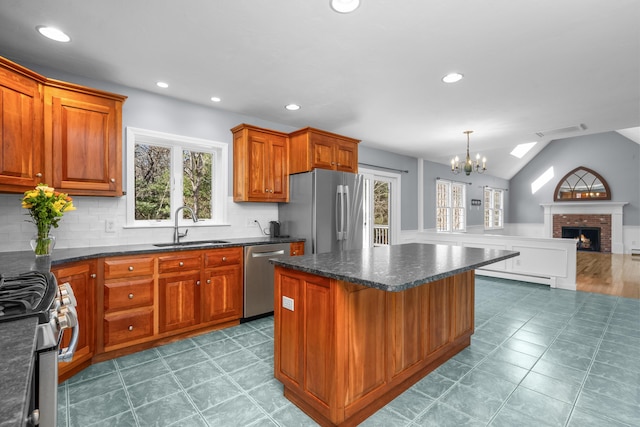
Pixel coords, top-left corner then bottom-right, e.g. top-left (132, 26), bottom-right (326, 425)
top-left (0, 0), bottom-right (638, 179)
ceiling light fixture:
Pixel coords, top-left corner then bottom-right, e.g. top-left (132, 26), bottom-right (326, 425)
top-left (156, 81), bottom-right (169, 88)
top-left (451, 131), bottom-right (486, 176)
top-left (210, 96), bottom-right (221, 102)
top-left (285, 104), bottom-right (301, 111)
top-left (442, 72), bottom-right (463, 83)
top-left (36, 26), bottom-right (71, 42)
top-left (330, 0), bottom-right (360, 13)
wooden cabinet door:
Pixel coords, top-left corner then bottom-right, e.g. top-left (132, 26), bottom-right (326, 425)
top-left (202, 264), bottom-right (243, 323)
top-left (52, 260), bottom-right (96, 380)
top-left (335, 140), bottom-right (358, 173)
top-left (311, 134), bottom-right (336, 170)
top-left (0, 61), bottom-right (44, 191)
top-left (45, 84), bottom-right (124, 196)
top-left (158, 272), bottom-right (201, 333)
top-left (247, 131), bottom-right (270, 200)
top-left (268, 133), bottom-right (288, 202)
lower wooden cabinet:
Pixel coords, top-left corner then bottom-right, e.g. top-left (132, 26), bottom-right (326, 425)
top-left (52, 260), bottom-right (96, 382)
top-left (202, 263), bottom-right (243, 324)
top-left (158, 271), bottom-right (201, 333)
top-left (290, 241), bottom-right (305, 256)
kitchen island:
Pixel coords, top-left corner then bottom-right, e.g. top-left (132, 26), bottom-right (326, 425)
top-left (271, 243), bottom-right (519, 427)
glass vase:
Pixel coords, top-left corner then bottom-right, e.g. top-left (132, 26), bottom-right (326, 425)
top-left (30, 232), bottom-right (55, 257)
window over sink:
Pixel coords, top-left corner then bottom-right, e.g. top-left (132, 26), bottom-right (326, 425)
top-left (125, 127), bottom-right (228, 227)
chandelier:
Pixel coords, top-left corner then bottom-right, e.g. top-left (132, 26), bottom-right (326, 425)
top-left (451, 130), bottom-right (486, 175)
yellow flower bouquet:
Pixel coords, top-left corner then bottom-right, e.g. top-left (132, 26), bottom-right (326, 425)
top-left (22, 184), bottom-right (76, 255)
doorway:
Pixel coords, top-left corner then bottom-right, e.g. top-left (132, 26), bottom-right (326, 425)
top-left (360, 168), bottom-right (401, 247)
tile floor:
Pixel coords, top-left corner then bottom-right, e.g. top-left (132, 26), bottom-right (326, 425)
top-left (57, 277), bottom-right (640, 427)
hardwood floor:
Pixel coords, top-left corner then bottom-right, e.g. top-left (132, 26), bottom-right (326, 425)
top-left (576, 252), bottom-right (640, 299)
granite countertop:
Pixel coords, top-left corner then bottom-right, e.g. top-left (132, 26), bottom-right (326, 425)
top-left (271, 243), bottom-right (520, 292)
top-left (0, 317), bottom-right (38, 427)
top-left (0, 236), bottom-right (304, 276)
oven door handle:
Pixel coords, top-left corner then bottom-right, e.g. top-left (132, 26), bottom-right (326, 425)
top-left (59, 306), bottom-right (80, 362)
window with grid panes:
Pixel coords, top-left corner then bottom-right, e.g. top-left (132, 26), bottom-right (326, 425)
top-left (436, 179), bottom-right (466, 232)
top-left (484, 187), bottom-right (503, 230)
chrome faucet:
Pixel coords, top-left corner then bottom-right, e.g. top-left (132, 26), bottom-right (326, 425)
top-left (174, 206), bottom-right (198, 243)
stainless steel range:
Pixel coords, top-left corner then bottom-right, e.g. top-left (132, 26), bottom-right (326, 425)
top-left (0, 271), bottom-right (79, 427)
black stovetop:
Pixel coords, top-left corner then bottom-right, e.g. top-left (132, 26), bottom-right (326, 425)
top-left (0, 271), bottom-right (56, 324)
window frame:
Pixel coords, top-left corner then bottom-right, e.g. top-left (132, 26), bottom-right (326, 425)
top-left (484, 187), bottom-right (504, 230)
top-left (125, 127), bottom-right (228, 228)
top-left (436, 179), bottom-right (466, 233)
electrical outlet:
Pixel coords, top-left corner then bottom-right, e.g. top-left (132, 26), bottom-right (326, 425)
top-left (246, 218), bottom-right (257, 227)
top-left (282, 296), bottom-right (294, 311)
top-left (105, 219), bottom-right (116, 233)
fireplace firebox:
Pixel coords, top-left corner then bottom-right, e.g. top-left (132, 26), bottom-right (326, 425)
top-left (561, 226), bottom-right (601, 252)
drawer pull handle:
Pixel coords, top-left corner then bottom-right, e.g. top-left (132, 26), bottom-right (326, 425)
top-left (128, 293), bottom-right (134, 299)
top-left (90, 274), bottom-right (97, 278)
top-left (128, 325), bottom-right (134, 331)
top-left (179, 261), bottom-right (184, 267)
top-left (128, 266), bottom-right (134, 271)
top-left (222, 256), bottom-right (227, 261)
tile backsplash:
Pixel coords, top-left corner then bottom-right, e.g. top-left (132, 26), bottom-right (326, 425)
top-left (0, 194), bottom-right (278, 252)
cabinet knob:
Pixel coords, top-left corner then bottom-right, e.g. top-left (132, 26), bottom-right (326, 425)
top-left (36, 173), bottom-right (42, 178)
top-left (331, 162), bottom-right (335, 165)
top-left (90, 274), bottom-right (97, 279)
top-left (196, 280), bottom-right (201, 286)
top-left (110, 178), bottom-right (116, 183)
top-left (128, 293), bottom-right (134, 299)
top-left (293, 251), bottom-right (297, 255)
top-left (222, 256), bottom-right (227, 261)
top-left (179, 261), bottom-right (184, 267)
top-left (206, 279), bottom-right (211, 284)
top-left (265, 188), bottom-right (269, 192)
top-left (128, 325), bottom-right (134, 331)
top-left (128, 266), bottom-right (134, 271)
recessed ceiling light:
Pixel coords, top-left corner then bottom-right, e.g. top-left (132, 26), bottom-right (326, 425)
top-left (442, 72), bottom-right (464, 83)
top-left (210, 96), bottom-right (221, 102)
top-left (285, 104), bottom-right (301, 111)
top-left (510, 142), bottom-right (537, 159)
top-left (156, 81), bottom-right (169, 89)
top-left (330, 0), bottom-right (360, 13)
top-left (36, 26), bottom-right (71, 42)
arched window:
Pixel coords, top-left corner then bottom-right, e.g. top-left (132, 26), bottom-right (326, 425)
top-left (554, 166), bottom-right (611, 201)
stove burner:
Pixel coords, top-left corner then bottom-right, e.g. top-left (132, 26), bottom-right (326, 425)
top-left (0, 271), bottom-right (56, 322)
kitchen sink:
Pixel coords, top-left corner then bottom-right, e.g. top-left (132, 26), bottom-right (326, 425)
top-left (153, 240), bottom-right (229, 247)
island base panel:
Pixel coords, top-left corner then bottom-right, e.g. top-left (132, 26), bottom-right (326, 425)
top-left (274, 267), bottom-right (475, 426)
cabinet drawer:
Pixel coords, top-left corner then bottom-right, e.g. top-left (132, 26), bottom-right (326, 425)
top-left (104, 279), bottom-right (153, 312)
top-left (290, 242), bottom-right (305, 256)
top-left (104, 307), bottom-right (154, 347)
top-left (104, 256), bottom-right (155, 279)
top-left (158, 253), bottom-right (202, 273)
top-left (204, 247), bottom-right (243, 268)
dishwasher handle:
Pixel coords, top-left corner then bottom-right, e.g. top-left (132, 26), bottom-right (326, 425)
top-left (251, 250), bottom-right (286, 258)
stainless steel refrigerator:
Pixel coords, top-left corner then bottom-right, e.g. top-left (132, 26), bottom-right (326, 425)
top-left (278, 169), bottom-right (364, 254)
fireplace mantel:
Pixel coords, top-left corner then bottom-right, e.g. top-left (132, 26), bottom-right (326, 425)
top-left (541, 201), bottom-right (628, 253)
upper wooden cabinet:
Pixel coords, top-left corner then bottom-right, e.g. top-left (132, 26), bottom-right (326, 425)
top-left (0, 55), bottom-right (126, 196)
top-left (289, 127), bottom-right (359, 174)
top-left (232, 124), bottom-right (289, 202)
top-left (45, 81), bottom-right (126, 196)
top-left (0, 57), bottom-right (45, 192)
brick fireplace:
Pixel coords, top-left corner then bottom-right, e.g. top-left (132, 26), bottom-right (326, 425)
top-left (541, 202), bottom-right (627, 254)
top-left (553, 214), bottom-right (611, 253)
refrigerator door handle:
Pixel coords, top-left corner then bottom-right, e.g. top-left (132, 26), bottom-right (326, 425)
top-left (336, 185), bottom-right (343, 240)
top-left (344, 185), bottom-right (351, 241)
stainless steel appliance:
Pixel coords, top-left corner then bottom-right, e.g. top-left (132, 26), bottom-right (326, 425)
top-left (0, 271), bottom-right (79, 427)
top-left (243, 243), bottom-right (290, 318)
top-left (278, 169), bottom-right (364, 254)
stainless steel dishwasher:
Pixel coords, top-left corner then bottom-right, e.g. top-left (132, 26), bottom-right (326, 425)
top-left (244, 243), bottom-right (290, 318)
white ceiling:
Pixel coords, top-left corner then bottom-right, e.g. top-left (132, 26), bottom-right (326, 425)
top-left (0, 0), bottom-right (638, 179)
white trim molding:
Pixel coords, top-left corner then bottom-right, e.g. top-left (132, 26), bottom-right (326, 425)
top-left (541, 202), bottom-right (628, 254)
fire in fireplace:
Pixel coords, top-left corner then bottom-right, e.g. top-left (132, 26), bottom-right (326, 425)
top-left (561, 226), bottom-right (601, 252)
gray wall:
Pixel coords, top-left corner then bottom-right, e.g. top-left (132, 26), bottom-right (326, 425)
top-left (509, 132), bottom-right (640, 226)
top-left (358, 147), bottom-right (419, 230)
top-left (422, 160), bottom-right (510, 229)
